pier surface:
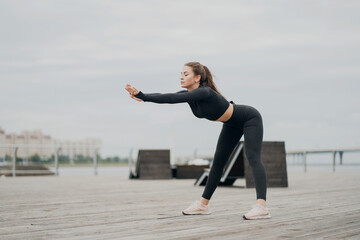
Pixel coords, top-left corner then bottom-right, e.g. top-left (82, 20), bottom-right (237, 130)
top-left (1, 170), bottom-right (360, 239)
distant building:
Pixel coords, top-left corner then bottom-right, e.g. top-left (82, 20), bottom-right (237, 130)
top-left (53, 138), bottom-right (102, 158)
top-left (0, 126), bottom-right (102, 160)
top-left (0, 127), bottom-right (5, 159)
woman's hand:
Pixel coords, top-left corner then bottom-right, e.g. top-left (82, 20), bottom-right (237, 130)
top-left (125, 84), bottom-right (144, 102)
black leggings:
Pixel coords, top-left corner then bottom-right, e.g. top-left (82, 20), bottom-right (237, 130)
top-left (202, 103), bottom-right (267, 200)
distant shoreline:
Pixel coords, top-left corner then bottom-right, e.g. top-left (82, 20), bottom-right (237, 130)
top-left (44, 163), bottom-right (129, 168)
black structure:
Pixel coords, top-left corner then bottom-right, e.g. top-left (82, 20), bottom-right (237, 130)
top-left (129, 149), bottom-right (172, 179)
top-left (195, 142), bottom-right (245, 186)
top-left (175, 165), bottom-right (210, 179)
top-left (195, 141), bottom-right (288, 188)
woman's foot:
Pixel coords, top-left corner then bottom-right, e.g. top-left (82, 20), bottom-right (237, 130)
top-left (182, 201), bottom-right (211, 215)
top-left (243, 203), bottom-right (271, 220)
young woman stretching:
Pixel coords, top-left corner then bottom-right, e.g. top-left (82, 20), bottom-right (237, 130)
top-left (125, 62), bottom-right (271, 220)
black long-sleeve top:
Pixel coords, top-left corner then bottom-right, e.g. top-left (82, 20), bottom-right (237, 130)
top-left (134, 85), bottom-right (230, 121)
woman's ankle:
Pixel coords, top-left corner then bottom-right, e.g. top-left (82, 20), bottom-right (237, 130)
top-left (256, 199), bottom-right (266, 207)
top-left (200, 197), bottom-right (210, 205)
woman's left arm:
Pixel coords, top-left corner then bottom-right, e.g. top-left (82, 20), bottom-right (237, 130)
top-left (133, 87), bottom-right (210, 104)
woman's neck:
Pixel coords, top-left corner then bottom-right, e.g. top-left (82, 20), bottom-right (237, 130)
top-left (187, 83), bottom-right (201, 92)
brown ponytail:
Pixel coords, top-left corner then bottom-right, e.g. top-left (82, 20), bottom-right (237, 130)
top-left (184, 62), bottom-right (225, 98)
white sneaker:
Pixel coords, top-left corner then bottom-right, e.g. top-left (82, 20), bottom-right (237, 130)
top-left (243, 204), bottom-right (271, 220)
top-left (182, 201), bottom-right (211, 215)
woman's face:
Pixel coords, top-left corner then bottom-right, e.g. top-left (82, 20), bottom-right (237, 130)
top-left (180, 65), bottom-right (201, 90)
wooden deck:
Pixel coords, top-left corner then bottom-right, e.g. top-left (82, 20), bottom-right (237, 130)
top-left (1, 170), bottom-right (360, 239)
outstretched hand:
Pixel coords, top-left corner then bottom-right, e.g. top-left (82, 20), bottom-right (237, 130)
top-left (125, 84), bottom-right (144, 102)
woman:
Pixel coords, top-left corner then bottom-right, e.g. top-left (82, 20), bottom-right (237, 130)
top-left (125, 62), bottom-right (271, 220)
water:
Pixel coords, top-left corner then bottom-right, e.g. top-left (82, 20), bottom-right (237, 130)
top-left (48, 164), bottom-right (360, 177)
top-left (49, 166), bottom-right (130, 177)
top-left (286, 164), bottom-right (360, 173)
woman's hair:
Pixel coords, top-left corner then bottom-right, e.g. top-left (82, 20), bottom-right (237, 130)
top-left (184, 61), bottom-right (224, 97)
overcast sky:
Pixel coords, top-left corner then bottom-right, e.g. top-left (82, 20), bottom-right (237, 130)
top-left (1, 0), bottom-right (360, 158)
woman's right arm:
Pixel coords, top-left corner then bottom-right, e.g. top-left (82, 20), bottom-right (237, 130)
top-left (125, 84), bottom-right (144, 102)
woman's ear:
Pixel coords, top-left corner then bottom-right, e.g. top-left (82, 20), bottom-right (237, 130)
top-left (195, 75), bottom-right (201, 83)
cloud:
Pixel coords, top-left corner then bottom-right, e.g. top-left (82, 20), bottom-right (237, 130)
top-left (1, 0), bottom-right (360, 158)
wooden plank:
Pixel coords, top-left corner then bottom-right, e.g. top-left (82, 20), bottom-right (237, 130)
top-left (244, 141), bottom-right (288, 188)
top-left (136, 149), bottom-right (172, 179)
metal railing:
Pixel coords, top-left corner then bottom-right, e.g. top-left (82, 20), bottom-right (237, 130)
top-left (286, 147), bottom-right (360, 172)
top-left (7, 144), bottom-right (358, 176)
top-left (0, 144), bottom-right (213, 177)
top-left (0, 144), bottom-right (101, 177)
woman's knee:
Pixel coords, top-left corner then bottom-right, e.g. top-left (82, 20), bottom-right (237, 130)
top-left (245, 149), bottom-right (262, 166)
